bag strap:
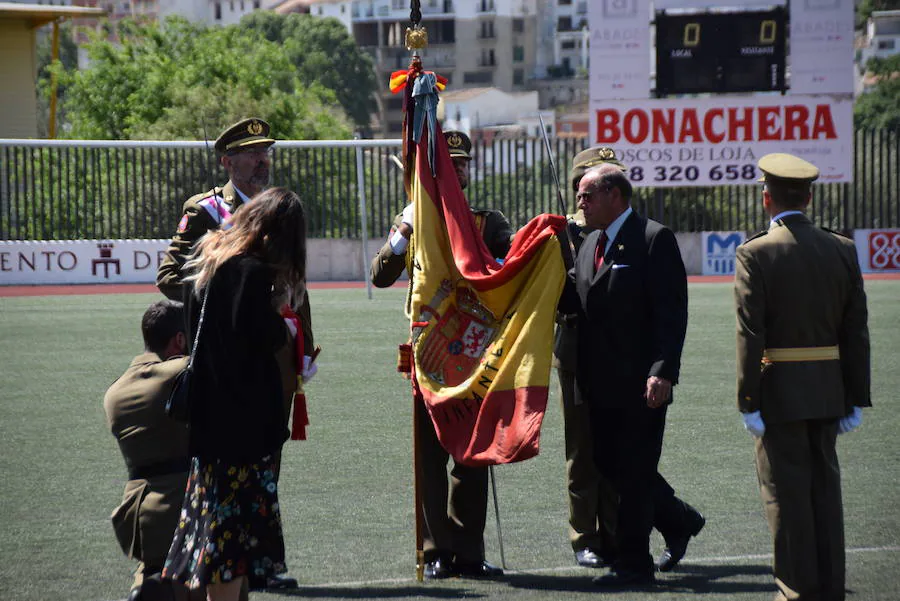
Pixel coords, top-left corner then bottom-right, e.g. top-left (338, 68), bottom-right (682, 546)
top-left (187, 287), bottom-right (209, 370)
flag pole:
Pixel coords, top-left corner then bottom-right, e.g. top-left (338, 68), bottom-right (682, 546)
top-left (489, 465), bottom-right (507, 569)
top-left (406, 0), bottom-right (426, 583)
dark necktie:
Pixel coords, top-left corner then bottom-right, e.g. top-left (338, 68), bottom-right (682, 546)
top-left (594, 231), bottom-right (608, 272)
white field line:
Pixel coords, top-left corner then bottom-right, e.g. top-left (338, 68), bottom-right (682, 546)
top-left (301, 544), bottom-right (900, 589)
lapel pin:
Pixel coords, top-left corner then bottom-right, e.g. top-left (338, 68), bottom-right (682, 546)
top-left (617, 244), bottom-right (624, 251)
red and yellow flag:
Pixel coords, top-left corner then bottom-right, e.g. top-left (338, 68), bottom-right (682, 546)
top-left (407, 125), bottom-right (566, 466)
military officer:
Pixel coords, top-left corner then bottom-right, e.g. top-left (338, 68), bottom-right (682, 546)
top-left (155, 118), bottom-right (307, 591)
top-left (554, 147), bottom-right (625, 569)
top-left (735, 153), bottom-right (871, 601)
top-left (371, 130), bottom-right (511, 579)
top-left (104, 300), bottom-right (221, 601)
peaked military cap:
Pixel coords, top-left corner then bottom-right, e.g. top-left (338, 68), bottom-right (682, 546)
top-left (757, 153), bottom-right (819, 184)
top-left (570, 146), bottom-right (627, 191)
top-left (214, 118), bottom-right (275, 154)
top-left (444, 130), bottom-right (473, 160)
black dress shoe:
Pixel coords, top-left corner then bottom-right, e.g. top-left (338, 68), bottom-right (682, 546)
top-left (424, 556), bottom-right (455, 580)
top-left (592, 567), bottom-right (655, 587)
top-left (248, 574), bottom-right (299, 590)
top-left (455, 559), bottom-right (504, 579)
top-left (575, 548), bottom-right (613, 568)
top-left (658, 509), bottom-right (706, 572)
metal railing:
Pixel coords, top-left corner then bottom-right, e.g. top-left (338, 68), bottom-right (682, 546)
top-left (1, 131), bottom-right (898, 241)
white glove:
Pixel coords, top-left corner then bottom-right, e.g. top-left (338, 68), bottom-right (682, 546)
top-left (401, 202), bottom-right (414, 229)
top-left (742, 410), bottom-right (766, 438)
top-left (284, 317), bottom-right (297, 339)
top-left (838, 406), bottom-right (862, 434)
top-left (302, 355), bottom-right (318, 383)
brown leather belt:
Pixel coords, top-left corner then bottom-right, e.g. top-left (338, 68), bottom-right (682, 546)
top-left (762, 345), bottom-right (840, 363)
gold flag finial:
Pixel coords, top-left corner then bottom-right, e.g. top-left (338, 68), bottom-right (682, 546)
top-left (405, 25), bottom-right (428, 50)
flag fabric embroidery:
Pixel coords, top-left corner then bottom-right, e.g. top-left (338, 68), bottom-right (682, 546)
top-left (406, 117), bottom-right (567, 466)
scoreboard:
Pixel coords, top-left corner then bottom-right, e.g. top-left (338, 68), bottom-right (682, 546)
top-left (654, 8), bottom-right (788, 96)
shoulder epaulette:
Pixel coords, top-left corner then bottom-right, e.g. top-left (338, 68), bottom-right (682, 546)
top-left (821, 226), bottom-right (852, 240)
top-left (744, 230), bottom-right (768, 243)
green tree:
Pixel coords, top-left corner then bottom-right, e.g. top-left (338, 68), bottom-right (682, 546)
top-left (240, 12), bottom-right (378, 131)
top-left (855, 55), bottom-right (900, 130)
top-left (55, 16), bottom-right (352, 140)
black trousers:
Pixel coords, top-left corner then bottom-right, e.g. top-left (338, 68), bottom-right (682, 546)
top-left (591, 404), bottom-right (695, 573)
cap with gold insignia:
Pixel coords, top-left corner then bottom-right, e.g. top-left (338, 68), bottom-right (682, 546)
top-left (757, 153), bottom-right (819, 184)
top-left (214, 118), bottom-right (275, 154)
top-left (570, 146), bottom-right (627, 191)
top-left (444, 130), bottom-right (473, 161)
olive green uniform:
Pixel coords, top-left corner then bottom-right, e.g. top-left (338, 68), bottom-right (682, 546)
top-left (371, 208), bottom-right (513, 563)
top-left (735, 215), bottom-right (871, 601)
top-left (104, 352), bottom-right (196, 594)
top-left (156, 181), bottom-right (314, 418)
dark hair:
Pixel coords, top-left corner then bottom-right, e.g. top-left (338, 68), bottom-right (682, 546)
top-left (598, 168), bottom-right (633, 201)
top-left (582, 165), bottom-right (633, 202)
top-left (141, 300), bottom-right (185, 355)
top-left (766, 179), bottom-right (811, 210)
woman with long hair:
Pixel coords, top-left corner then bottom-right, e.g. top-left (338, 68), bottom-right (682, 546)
top-left (162, 187), bottom-right (307, 601)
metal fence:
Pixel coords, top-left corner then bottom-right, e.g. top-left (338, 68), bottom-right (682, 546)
top-left (2, 130), bottom-right (898, 241)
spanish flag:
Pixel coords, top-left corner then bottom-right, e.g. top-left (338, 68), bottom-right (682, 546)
top-left (404, 73), bottom-right (567, 466)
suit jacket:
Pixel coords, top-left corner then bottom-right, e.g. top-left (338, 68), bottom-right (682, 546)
top-left (104, 352), bottom-right (190, 564)
top-left (370, 208), bottom-right (514, 287)
top-left (156, 181), bottom-right (314, 350)
top-left (564, 211), bottom-right (688, 408)
top-left (734, 213), bottom-right (871, 423)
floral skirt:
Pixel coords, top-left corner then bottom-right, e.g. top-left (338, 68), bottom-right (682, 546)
top-left (162, 455), bottom-right (286, 589)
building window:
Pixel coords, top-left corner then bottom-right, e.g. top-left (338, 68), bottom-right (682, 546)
top-left (392, 0), bottom-right (405, 8)
top-left (559, 0), bottom-right (572, 4)
top-left (463, 71), bottom-right (494, 84)
top-left (513, 45), bottom-right (524, 62)
top-left (877, 40), bottom-right (895, 50)
top-left (513, 18), bottom-right (524, 33)
top-left (254, 0), bottom-right (260, 7)
top-left (480, 20), bottom-right (494, 39)
top-left (513, 69), bottom-right (524, 85)
top-left (561, 40), bottom-right (576, 50)
top-left (214, 2), bottom-right (221, 19)
top-left (481, 48), bottom-right (495, 66)
top-left (478, 0), bottom-right (495, 12)
top-left (558, 16), bottom-right (572, 31)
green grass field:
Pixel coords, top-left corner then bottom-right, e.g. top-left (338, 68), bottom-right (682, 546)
top-left (1, 282), bottom-right (898, 601)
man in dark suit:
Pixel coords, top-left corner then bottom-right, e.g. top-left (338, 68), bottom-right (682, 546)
top-left (562, 164), bottom-right (704, 586)
top-left (371, 131), bottom-right (510, 580)
top-left (735, 153), bottom-right (871, 601)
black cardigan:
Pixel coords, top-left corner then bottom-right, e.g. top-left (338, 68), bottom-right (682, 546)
top-left (185, 254), bottom-right (289, 462)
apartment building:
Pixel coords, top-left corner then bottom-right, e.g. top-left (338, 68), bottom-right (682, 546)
top-left (303, 0), bottom-right (539, 135)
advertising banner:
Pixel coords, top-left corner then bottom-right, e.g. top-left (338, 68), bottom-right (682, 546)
top-left (702, 231), bottom-right (746, 276)
top-left (0, 240), bottom-right (169, 285)
top-left (588, 0), bottom-right (651, 101)
top-left (853, 229), bottom-right (900, 273)
top-left (589, 94), bottom-right (854, 187)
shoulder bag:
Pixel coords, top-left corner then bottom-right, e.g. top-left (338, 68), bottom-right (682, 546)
top-left (165, 287), bottom-right (209, 422)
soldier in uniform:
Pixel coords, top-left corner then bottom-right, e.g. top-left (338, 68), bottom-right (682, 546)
top-left (104, 300), bottom-right (231, 601)
top-left (155, 118), bottom-right (307, 591)
top-left (555, 147), bottom-right (626, 569)
top-left (371, 130), bottom-right (511, 579)
top-left (735, 153), bottom-right (871, 601)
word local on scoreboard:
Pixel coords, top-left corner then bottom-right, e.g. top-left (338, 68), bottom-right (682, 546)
top-left (589, 95), bottom-right (854, 187)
